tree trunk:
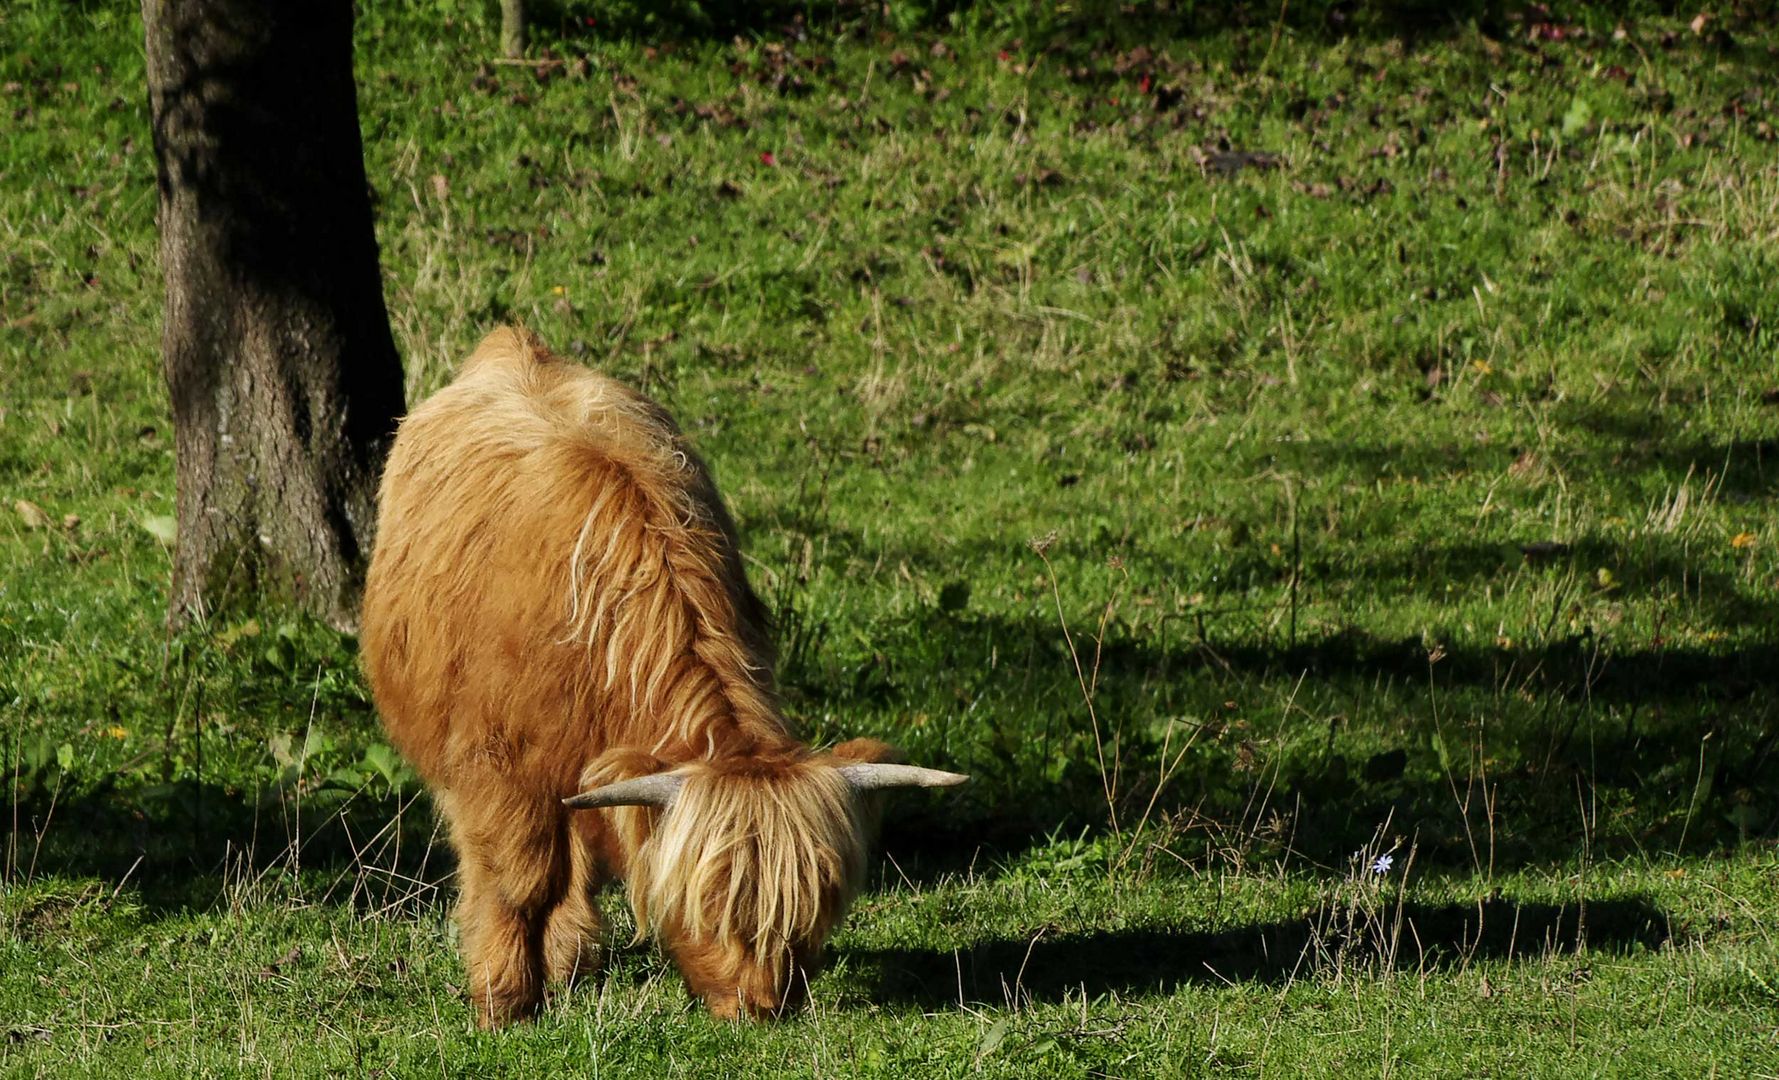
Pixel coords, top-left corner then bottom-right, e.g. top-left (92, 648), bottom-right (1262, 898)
top-left (142, 0), bottom-right (405, 631)
top-left (500, 0), bottom-right (526, 59)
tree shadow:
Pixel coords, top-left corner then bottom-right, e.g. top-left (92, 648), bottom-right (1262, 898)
top-left (1330, 536), bottom-right (1765, 618)
top-left (13, 431), bottom-right (1774, 914)
top-left (844, 894), bottom-right (1670, 1006)
top-left (1265, 425), bottom-right (1779, 504)
top-left (1553, 406), bottom-right (1779, 503)
top-left (753, 406), bottom-right (1779, 869)
top-left (5, 778), bottom-right (451, 918)
top-left (780, 597), bottom-right (1779, 870)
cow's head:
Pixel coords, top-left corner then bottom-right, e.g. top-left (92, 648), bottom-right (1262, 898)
top-left (567, 739), bottom-right (966, 1018)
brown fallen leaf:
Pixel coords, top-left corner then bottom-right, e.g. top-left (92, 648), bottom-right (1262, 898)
top-left (255, 945), bottom-right (304, 980)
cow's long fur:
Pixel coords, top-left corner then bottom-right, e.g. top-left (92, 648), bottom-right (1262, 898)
top-left (361, 328), bottom-right (891, 1025)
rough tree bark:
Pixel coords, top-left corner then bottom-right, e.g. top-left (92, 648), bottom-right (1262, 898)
top-left (142, 0), bottom-right (405, 631)
top-left (500, 0), bottom-right (526, 59)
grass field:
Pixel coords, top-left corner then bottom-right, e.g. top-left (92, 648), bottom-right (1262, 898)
top-left (5, 0), bottom-right (1779, 1074)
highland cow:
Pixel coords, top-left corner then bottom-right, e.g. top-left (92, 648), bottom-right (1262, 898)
top-left (360, 328), bottom-right (964, 1027)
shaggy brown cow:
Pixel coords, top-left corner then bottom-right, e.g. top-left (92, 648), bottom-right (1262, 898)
top-left (360, 328), bottom-right (964, 1026)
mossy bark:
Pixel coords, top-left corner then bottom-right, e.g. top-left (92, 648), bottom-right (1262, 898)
top-left (142, 0), bottom-right (405, 630)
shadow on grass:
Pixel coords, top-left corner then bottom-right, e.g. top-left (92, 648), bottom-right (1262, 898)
top-left (12, 510), bottom-right (1774, 914)
top-left (5, 779), bottom-right (451, 917)
top-left (11, 585), bottom-right (1774, 917)
top-left (846, 895), bottom-right (1670, 1005)
top-left (23, 626), bottom-right (1758, 913)
top-left (1263, 428), bottom-right (1779, 503)
top-left (785, 600), bottom-right (1779, 869)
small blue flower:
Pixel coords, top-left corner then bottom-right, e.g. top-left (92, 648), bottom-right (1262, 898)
top-left (1372, 853), bottom-right (1395, 876)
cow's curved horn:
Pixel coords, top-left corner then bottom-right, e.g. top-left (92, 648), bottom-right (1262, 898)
top-left (838, 764), bottom-right (971, 791)
top-left (563, 772), bottom-right (685, 809)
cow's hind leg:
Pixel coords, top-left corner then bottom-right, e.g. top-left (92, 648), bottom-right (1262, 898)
top-left (448, 791), bottom-right (564, 1028)
top-left (542, 814), bottom-right (605, 987)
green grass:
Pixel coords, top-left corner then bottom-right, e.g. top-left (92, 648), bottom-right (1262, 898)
top-left (5, 0), bottom-right (1779, 1073)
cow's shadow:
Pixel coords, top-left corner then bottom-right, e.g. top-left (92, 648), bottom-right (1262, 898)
top-left (838, 895), bottom-right (1669, 1006)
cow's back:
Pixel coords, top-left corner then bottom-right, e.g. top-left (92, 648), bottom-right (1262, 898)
top-left (361, 329), bottom-right (776, 798)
